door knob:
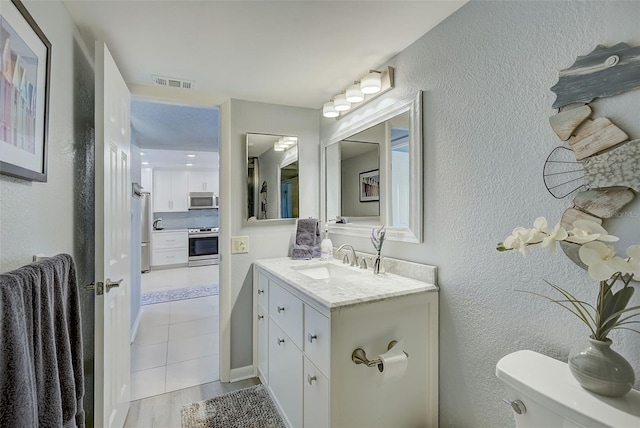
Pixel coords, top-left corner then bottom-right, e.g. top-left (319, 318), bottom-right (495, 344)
top-left (277, 338), bottom-right (285, 345)
top-left (277, 306), bottom-right (285, 313)
top-left (307, 374), bottom-right (317, 385)
top-left (106, 278), bottom-right (123, 292)
top-left (307, 333), bottom-right (317, 343)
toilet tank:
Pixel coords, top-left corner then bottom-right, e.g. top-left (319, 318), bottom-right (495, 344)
top-left (496, 350), bottom-right (640, 428)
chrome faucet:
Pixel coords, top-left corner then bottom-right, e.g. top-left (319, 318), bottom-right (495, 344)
top-left (337, 244), bottom-right (357, 267)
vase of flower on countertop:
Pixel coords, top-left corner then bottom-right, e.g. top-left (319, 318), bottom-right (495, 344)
top-left (371, 226), bottom-right (385, 275)
top-left (497, 217), bottom-right (640, 397)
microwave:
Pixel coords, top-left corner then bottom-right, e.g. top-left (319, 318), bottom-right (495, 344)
top-left (189, 192), bottom-right (218, 210)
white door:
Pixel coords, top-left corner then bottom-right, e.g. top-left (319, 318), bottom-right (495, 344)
top-left (94, 41), bottom-right (131, 428)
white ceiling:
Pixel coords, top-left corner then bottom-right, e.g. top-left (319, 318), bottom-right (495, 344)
top-left (141, 148), bottom-right (219, 170)
top-left (62, 1), bottom-right (466, 163)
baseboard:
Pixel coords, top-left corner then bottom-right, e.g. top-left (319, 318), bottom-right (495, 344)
top-left (229, 365), bottom-right (255, 382)
top-left (130, 310), bottom-right (142, 344)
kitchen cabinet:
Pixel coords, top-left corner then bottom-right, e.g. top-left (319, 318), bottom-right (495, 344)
top-left (188, 170), bottom-right (218, 194)
top-left (141, 167), bottom-right (153, 192)
top-left (151, 229), bottom-right (188, 267)
top-left (253, 259), bottom-right (439, 428)
top-left (153, 170), bottom-right (188, 212)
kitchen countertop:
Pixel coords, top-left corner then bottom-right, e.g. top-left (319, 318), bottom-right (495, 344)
top-left (254, 257), bottom-right (437, 310)
top-left (152, 228), bottom-right (188, 233)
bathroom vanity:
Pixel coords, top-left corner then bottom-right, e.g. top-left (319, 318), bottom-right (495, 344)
top-left (253, 257), bottom-right (438, 428)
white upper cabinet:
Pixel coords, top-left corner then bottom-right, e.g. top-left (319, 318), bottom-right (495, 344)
top-left (153, 170), bottom-right (188, 212)
top-left (141, 167), bottom-right (153, 192)
top-left (188, 170), bottom-right (218, 194)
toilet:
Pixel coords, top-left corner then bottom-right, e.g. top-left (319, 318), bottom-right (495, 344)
top-left (496, 350), bottom-right (640, 427)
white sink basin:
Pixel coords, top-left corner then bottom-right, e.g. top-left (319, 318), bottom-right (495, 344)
top-left (291, 263), bottom-right (359, 280)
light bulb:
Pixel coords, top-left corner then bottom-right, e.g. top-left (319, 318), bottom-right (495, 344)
top-left (333, 93), bottom-right (351, 112)
top-left (346, 83), bottom-right (364, 103)
top-left (323, 101), bottom-right (338, 118)
top-left (360, 71), bottom-right (382, 95)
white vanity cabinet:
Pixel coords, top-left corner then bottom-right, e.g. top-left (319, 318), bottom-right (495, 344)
top-left (254, 260), bottom-right (438, 428)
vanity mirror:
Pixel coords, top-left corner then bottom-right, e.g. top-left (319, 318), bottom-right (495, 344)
top-left (247, 133), bottom-right (299, 221)
top-left (322, 92), bottom-right (422, 243)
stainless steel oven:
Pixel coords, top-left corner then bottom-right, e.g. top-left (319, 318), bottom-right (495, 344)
top-left (188, 227), bottom-right (219, 266)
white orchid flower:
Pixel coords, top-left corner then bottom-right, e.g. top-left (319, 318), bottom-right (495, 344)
top-left (578, 241), bottom-right (627, 281)
top-left (567, 219), bottom-right (619, 244)
top-left (626, 245), bottom-right (640, 277)
top-left (503, 227), bottom-right (539, 256)
top-left (540, 222), bottom-right (568, 253)
top-left (530, 217), bottom-right (548, 243)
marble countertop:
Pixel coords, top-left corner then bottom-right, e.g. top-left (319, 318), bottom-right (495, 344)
top-left (254, 257), bottom-right (437, 310)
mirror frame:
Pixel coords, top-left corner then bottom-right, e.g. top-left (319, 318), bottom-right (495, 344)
top-left (245, 132), bottom-right (299, 225)
top-left (321, 91), bottom-right (423, 243)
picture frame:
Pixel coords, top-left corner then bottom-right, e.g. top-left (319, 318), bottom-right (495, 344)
top-left (0, 0), bottom-right (51, 182)
top-left (359, 169), bottom-right (379, 202)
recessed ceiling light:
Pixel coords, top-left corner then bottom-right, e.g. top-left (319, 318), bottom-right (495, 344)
top-left (187, 154), bottom-right (196, 158)
top-left (142, 161), bottom-right (149, 165)
top-left (140, 152), bottom-right (145, 155)
top-left (186, 163), bottom-right (193, 166)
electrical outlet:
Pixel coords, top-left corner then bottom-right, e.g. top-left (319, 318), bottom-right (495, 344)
top-left (231, 236), bottom-right (249, 254)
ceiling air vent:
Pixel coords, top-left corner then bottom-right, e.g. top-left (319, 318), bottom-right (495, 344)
top-left (152, 75), bottom-right (194, 90)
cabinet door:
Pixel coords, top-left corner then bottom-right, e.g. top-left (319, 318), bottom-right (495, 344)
top-left (257, 272), bottom-right (269, 313)
top-left (141, 167), bottom-right (153, 192)
top-left (153, 170), bottom-right (173, 211)
top-left (304, 305), bottom-right (331, 377)
top-left (202, 171), bottom-right (217, 193)
top-left (269, 320), bottom-right (302, 428)
top-left (270, 282), bottom-right (303, 349)
top-left (258, 306), bottom-right (269, 384)
top-left (171, 171), bottom-right (189, 211)
top-left (304, 357), bottom-right (329, 428)
top-left (188, 171), bottom-right (204, 192)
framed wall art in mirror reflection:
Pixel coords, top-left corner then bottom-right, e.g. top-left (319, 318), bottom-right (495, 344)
top-left (0, 0), bottom-right (51, 182)
top-left (359, 169), bottom-right (379, 202)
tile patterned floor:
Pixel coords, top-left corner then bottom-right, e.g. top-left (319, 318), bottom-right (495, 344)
top-left (130, 265), bottom-right (219, 401)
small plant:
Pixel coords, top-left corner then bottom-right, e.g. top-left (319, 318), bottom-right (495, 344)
top-left (497, 217), bottom-right (640, 341)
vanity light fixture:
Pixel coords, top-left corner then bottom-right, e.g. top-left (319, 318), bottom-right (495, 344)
top-left (323, 101), bottom-right (339, 118)
top-left (322, 66), bottom-right (394, 119)
top-left (345, 82), bottom-right (365, 103)
top-left (360, 70), bottom-right (382, 94)
top-left (333, 93), bottom-right (351, 112)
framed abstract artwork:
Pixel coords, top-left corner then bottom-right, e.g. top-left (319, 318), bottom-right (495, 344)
top-left (0, 0), bottom-right (51, 181)
top-left (359, 169), bottom-right (379, 202)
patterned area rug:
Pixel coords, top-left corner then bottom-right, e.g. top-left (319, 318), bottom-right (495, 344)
top-left (181, 384), bottom-right (285, 428)
top-left (141, 284), bottom-right (219, 306)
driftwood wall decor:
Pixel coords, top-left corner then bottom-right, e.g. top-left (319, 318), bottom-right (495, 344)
top-left (550, 43), bottom-right (640, 109)
top-left (546, 43), bottom-right (640, 272)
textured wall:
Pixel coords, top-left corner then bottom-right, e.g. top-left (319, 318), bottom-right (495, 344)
top-left (0, 1), bottom-right (96, 425)
top-left (220, 100), bottom-right (319, 370)
top-left (321, 1), bottom-right (640, 426)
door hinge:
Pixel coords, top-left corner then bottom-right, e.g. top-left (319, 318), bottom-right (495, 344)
top-left (86, 281), bottom-right (105, 295)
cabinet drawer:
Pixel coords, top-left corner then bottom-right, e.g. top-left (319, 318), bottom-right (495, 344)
top-left (304, 357), bottom-right (329, 428)
top-left (257, 271), bottom-right (269, 312)
top-left (152, 248), bottom-right (187, 266)
top-left (269, 282), bottom-right (303, 349)
top-left (269, 320), bottom-right (302, 428)
top-left (153, 232), bottom-right (188, 249)
top-left (304, 304), bottom-right (330, 376)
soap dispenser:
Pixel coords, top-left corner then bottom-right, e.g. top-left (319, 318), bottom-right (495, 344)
top-left (320, 223), bottom-right (333, 261)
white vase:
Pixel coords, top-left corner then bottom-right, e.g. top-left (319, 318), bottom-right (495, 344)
top-left (568, 337), bottom-right (635, 397)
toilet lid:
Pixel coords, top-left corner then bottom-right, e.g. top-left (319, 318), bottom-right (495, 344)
top-left (496, 350), bottom-right (640, 427)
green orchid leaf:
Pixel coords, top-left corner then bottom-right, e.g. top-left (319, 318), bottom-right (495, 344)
top-left (600, 287), bottom-right (635, 332)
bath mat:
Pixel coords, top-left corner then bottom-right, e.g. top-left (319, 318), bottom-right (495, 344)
top-left (181, 384), bottom-right (284, 428)
top-left (141, 284), bottom-right (219, 306)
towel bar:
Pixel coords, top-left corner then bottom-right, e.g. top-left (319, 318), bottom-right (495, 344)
top-left (351, 340), bottom-right (408, 372)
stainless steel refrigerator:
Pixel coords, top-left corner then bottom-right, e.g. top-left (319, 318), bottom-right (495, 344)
top-left (141, 192), bottom-right (151, 272)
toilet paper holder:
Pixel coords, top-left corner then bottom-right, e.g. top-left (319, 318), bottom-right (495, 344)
top-left (352, 340), bottom-right (409, 372)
